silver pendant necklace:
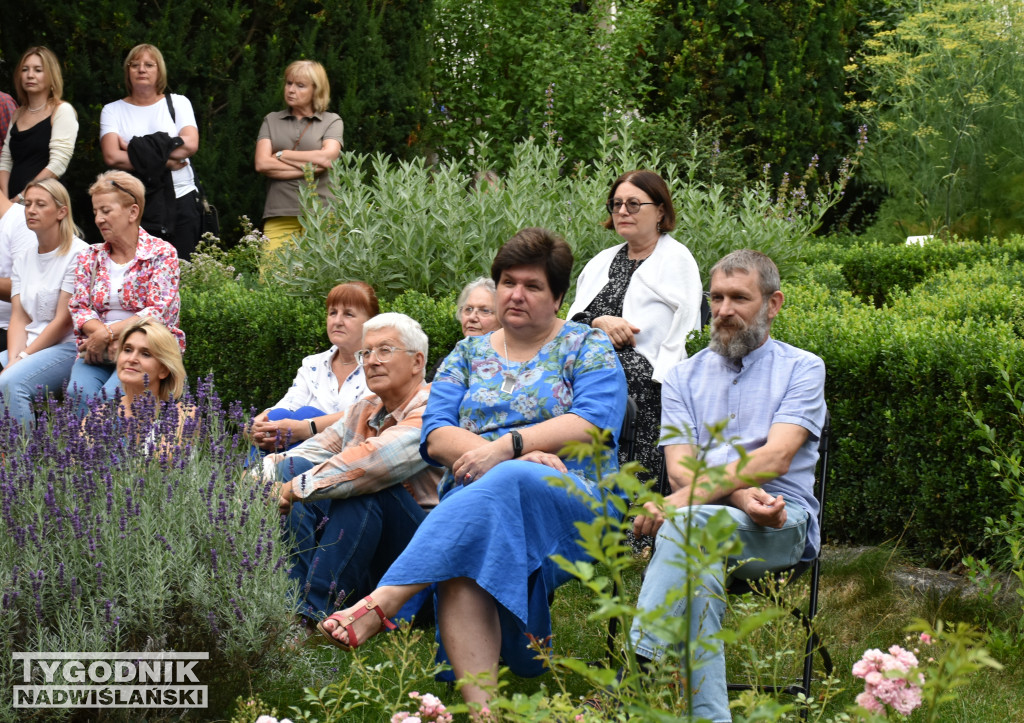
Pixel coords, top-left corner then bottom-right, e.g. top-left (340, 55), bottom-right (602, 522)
top-left (501, 335), bottom-right (518, 394)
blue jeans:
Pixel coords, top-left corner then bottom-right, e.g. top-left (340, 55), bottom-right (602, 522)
top-left (278, 457), bottom-right (427, 618)
top-left (630, 504), bottom-right (810, 723)
top-left (0, 342), bottom-right (78, 426)
top-left (67, 357), bottom-right (123, 414)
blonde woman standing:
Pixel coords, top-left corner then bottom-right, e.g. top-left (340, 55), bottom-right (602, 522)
top-left (100, 44), bottom-right (201, 260)
top-left (0, 47), bottom-right (79, 201)
top-left (254, 60), bottom-right (343, 251)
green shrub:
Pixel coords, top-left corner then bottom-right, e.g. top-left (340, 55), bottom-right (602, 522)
top-left (853, 0), bottom-right (1024, 238)
top-left (180, 282), bottom-right (463, 412)
top-left (180, 283), bottom-right (325, 413)
top-left (773, 269), bottom-right (1024, 563)
top-left (805, 236), bottom-right (1024, 306)
top-left (276, 125), bottom-right (858, 304)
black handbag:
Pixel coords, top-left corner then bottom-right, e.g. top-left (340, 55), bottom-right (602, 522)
top-left (165, 94), bottom-right (220, 238)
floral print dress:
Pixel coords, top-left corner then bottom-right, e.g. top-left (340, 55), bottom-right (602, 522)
top-left (380, 321), bottom-right (627, 677)
top-left (573, 244), bottom-right (662, 483)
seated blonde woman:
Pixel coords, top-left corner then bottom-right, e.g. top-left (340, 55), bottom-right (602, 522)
top-left (115, 316), bottom-right (185, 413)
top-left (82, 317), bottom-right (191, 454)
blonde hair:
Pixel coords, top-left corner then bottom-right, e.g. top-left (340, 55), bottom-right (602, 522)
top-left (14, 46), bottom-right (65, 109)
top-left (89, 170), bottom-right (146, 218)
top-left (117, 318), bottom-right (186, 401)
top-left (284, 60), bottom-right (331, 115)
top-left (123, 44), bottom-right (168, 95)
top-left (23, 178), bottom-right (79, 255)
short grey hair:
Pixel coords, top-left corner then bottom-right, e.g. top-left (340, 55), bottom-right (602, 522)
top-left (455, 277), bottom-right (496, 321)
top-left (710, 249), bottom-right (780, 299)
top-left (362, 312), bottom-right (429, 357)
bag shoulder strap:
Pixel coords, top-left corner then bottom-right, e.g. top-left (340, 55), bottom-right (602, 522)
top-left (165, 93), bottom-right (176, 123)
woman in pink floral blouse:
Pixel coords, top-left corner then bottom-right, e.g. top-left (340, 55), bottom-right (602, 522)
top-left (68, 170), bottom-right (183, 412)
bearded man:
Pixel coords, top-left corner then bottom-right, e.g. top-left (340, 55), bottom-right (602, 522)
top-left (630, 249), bottom-right (827, 723)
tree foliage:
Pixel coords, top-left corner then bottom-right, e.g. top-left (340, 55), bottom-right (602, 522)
top-left (642, 0), bottom-right (863, 179)
top-left (852, 0), bottom-right (1024, 239)
top-left (427, 0), bottom-right (654, 169)
top-left (0, 0), bottom-right (432, 240)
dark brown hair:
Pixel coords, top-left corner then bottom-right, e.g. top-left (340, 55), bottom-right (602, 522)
top-left (326, 281), bottom-right (379, 317)
top-left (602, 169), bottom-right (676, 232)
top-left (490, 227), bottom-right (573, 304)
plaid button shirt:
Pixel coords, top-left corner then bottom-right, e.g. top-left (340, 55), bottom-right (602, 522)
top-left (267, 383), bottom-right (440, 508)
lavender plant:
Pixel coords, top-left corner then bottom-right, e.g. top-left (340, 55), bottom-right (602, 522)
top-left (0, 381), bottom-right (297, 720)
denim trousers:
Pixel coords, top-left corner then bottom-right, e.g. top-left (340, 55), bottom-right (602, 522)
top-left (67, 357), bottom-right (123, 414)
top-left (278, 456), bottom-right (427, 619)
top-left (630, 503), bottom-right (810, 723)
top-left (0, 342), bottom-right (78, 426)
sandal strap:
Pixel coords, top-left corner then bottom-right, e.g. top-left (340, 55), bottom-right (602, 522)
top-left (362, 596), bottom-right (398, 631)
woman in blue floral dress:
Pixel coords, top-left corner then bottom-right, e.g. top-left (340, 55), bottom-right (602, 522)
top-left (318, 228), bottom-right (627, 710)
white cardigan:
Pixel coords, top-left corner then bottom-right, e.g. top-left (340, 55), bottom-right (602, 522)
top-left (568, 234), bottom-right (702, 383)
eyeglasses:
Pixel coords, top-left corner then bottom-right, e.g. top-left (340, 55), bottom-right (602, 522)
top-left (606, 199), bottom-right (655, 215)
top-left (355, 345), bottom-right (417, 366)
top-left (128, 62), bottom-right (158, 71)
top-left (110, 180), bottom-right (139, 205)
top-left (460, 306), bottom-right (494, 318)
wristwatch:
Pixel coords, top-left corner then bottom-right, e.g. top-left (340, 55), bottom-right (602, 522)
top-left (17, 351), bottom-right (29, 360)
top-left (511, 430), bottom-right (524, 458)
top-left (275, 150), bottom-right (284, 160)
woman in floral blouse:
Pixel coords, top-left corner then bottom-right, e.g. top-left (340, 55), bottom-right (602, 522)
top-left (68, 170), bottom-right (182, 412)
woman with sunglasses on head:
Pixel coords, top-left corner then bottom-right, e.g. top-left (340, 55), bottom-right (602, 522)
top-left (67, 170), bottom-right (183, 413)
top-left (568, 170), bottom-right (702, 484)
top-left (0, 179), bottom-right (86, 426)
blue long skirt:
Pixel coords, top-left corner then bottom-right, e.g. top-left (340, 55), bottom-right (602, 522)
top-left (379, 459), bottom-right (622, 676)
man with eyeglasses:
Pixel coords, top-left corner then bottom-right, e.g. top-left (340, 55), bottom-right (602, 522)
top-left (260, 312), bottom-right (441, 623)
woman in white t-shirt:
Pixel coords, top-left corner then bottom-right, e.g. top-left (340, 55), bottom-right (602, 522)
top-left (0, 178), bottom-right (87, 426)
top-left (100, 44), bottom-right (200, 261)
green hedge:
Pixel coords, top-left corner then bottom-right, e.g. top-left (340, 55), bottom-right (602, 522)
top-left (771, 266), bottom-right (1024, 563)
top-left (804, 236), bottom-right (1024, 306)
top-left (182, 241), bottom-right (1024, 562)
top-left (180, 283), bottom-right (460, 412)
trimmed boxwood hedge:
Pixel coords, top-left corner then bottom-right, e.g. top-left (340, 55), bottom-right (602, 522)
top-left (774, 265), bottom-right (1024, 563)
top-left (805, 236), bottom-right (1024, 307)
top-left (180, 244), bottom-right (1024, 563)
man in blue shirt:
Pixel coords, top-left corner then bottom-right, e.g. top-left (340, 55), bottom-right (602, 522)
top-left (630, 249), bottom-right (826, 723)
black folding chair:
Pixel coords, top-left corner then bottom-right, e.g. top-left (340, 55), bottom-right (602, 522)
top-left (610, 411), bottom-right (834, 708)
top-left (724, 410), bottom-right (833, 707)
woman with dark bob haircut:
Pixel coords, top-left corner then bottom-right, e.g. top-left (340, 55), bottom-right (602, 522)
top-left (568, 169), bottom-right (702, 482)
top-left (316, 227), bottom-right (627, 712)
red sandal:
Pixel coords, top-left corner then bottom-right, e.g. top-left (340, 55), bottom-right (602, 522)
top-left (316, 595), bottom-right (397, 651)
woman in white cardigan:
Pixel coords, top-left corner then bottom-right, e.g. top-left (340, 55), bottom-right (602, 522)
top-left (568, 170), bottom-right (702, 482)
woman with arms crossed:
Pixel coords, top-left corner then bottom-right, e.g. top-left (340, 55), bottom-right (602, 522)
top-left (254, 60), bottom-right (343, 252)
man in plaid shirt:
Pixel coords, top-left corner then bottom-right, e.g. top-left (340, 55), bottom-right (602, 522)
top-left (262, 313), bottom-right (441, 620)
